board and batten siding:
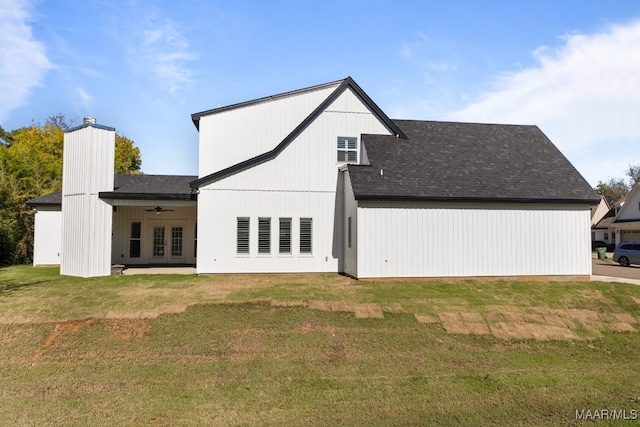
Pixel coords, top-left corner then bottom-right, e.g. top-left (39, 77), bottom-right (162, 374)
top-left (196, 88), bottom-right (391, 274)
top-left (32, 207), bottom-right (61, 266)
top-left (198, 83), bottom-right (340, 177)
top-left (197, 190), bottom-right (340, 273)
top-left (60, 125), bottom-right (115, 277)
top-left (355, 200), bottom-right (592, 278)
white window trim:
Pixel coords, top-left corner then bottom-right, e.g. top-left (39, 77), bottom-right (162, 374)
top-left (337, 136), bottom-right (358, 164)
top-left (299, 217), bottom-right (313, 255)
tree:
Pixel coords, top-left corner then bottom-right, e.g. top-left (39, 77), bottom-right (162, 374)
top-left (625, 164), bottom-right (640, 187)
top-left (595, 178), bottom-right (629, 206)
top-left (115, 134), bottom-right (142, 174)
top-left (0, 125), bottom-right (13, 146)
top-left (0, 114), bottom-right (142, 265)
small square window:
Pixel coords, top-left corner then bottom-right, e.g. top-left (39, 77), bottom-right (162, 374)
top-left (337, 137), bottom-right (358, 164)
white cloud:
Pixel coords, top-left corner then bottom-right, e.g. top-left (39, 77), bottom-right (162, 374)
top-left (126, 14), bottom-right (197, 94)
top-left (0, 0), bottom-right (51, 121)
top-left (76, 87), bottom-right (94, 113)
top-left (446, 21), bottom-right (640, 186)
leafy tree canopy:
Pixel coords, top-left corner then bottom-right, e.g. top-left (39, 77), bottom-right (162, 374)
top-left (0, 114), bottom-right (142, 265)
top-left (595, 178), bottom-right (629, 206)
top-left (626, 164), bottom-right (640, 187)
top-left (594, 163), bottom-right (640, 207)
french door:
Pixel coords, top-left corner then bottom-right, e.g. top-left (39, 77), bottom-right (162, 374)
top-left (150, 222), bottom-right (185, 263)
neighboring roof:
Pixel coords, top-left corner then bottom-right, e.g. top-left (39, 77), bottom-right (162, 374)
top-left (592, 206), bottom-right (617, 229)
top-left (348, 120), bottom-right (600, 204)
top-left (189, 77), bottom-right (407, 189)
top-left (26, 174), bottom-right (197, 207)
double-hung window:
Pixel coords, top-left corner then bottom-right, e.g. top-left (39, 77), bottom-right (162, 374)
top-left (337, 137), bottom-right (358, 163)
top-left (237, 217), bottom-right (250, 254)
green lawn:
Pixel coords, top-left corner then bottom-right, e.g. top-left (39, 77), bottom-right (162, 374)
top-left (1, 266), bottom-right (640, 426)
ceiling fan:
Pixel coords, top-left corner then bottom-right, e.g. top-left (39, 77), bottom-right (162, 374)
top-left (144, 206), bottom-right (175, 214)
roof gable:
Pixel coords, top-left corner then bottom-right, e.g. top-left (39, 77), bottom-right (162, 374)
top-left (190, 77), bottom-right (405, 189)
top-left (348, 120), bottom-right (599, 204)
top-left (613, 183), bottom-right (640, 222)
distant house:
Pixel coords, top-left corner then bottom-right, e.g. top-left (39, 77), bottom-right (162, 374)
top-left (591, 196), bottom-right (610, 227)
top-left (28, 77), bottom-right (599, 278)
top-left (590, 195), bottom-right (610, 242)
top-left (593, 186), bottom-right (640, 247)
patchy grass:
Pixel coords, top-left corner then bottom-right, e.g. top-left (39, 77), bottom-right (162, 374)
top-left (2, 266), bottom-right (640, 340)
top-left (1, 266), bottom-right (640, 425)
top-left (1, 303), bottom-right (640, 426)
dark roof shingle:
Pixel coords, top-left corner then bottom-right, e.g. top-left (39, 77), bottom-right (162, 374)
top-left (348, 120), bottom-right (599, 204)
top-left (26, 174), bottom-right (197, 206)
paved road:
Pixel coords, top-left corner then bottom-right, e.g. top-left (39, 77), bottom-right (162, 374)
top-left (592, 254), bottom-right (640, 283)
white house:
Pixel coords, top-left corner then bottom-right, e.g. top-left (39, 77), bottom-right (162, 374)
top-left (593, 185), bottom-right (640, 247)
top-left (28, 77), bottom-right (599, 278)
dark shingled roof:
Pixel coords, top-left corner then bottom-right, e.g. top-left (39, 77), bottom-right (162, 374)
top-left (26, 174), bottom-right (197, 207)
top-left (25, 191), bottom-right (62, 206)
top-left (348, 120), bottom-right (599, 204)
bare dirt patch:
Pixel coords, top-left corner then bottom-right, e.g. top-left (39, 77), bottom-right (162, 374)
top-left (33, 319), bottom-right (94, 361)
top-left (111, 319), bottom-right (151, 340)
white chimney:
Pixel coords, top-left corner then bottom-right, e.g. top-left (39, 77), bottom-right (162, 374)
top-left (60, 120), bottom-right (115, 277)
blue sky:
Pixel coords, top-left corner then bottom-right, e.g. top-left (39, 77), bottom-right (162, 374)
top-left (2, 0), bottom-right (640, 187)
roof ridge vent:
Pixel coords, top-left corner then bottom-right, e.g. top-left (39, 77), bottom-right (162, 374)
top-left (83, 117), bottom-right (96, 124)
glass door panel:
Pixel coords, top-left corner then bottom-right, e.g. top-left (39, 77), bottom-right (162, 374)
top-left (171, 226), bottom-right (183, 257)
top-left (153, 226), bottom-right (165, 257)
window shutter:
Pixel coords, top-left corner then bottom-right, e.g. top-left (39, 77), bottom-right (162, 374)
top-left (300, 218), bottom-right (312, 254)
top-left (279, 218), bottom-right (291, 254)
top-left (258, 217), bottom-right (271, 254)
top-left (237, 217), bottom-right (250, 254)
